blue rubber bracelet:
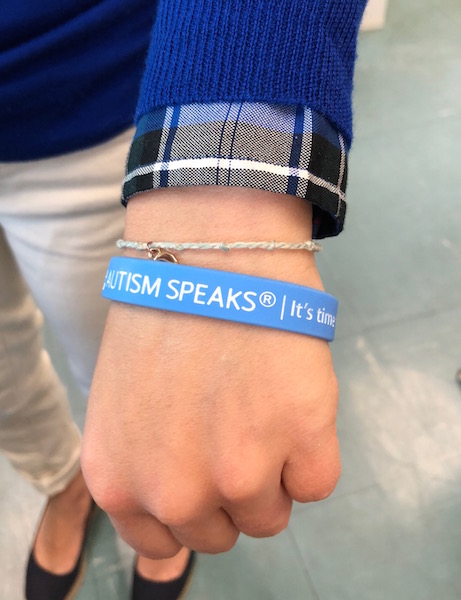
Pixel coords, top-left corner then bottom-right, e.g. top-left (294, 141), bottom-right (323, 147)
top-left (102, 257), bottom-right (338, 341)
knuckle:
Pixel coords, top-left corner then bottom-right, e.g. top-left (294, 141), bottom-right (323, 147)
top-left (154, 500), bottom-right (201, 529)
top-left (81, 466), bottom-right (129, 515)
top-left (160, 512), bottom-right (192, 529)
top-left (219, 479), bottom-right (259, 504)
top-left (80, 448), bottom-right (126, 514)
top-left (217, 468), bottom-right (263, 505)
top-left (290, 459), bottom-right (342, 503)
top-left (309, 471), bottom-right (341, 502)
top-left (90, 482), bottom-right (132, 515)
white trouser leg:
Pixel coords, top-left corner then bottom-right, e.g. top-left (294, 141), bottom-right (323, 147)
top-left (0, 128), bottom-right (132, 495)
top-left (0, 230), bottom-right (81, 495)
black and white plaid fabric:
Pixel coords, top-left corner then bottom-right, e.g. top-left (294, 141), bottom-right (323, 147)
top-left (123, 102), bottom-right (348, 239)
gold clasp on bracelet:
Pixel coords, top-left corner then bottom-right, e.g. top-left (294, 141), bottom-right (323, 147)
top-left (146, 243), bottom-right (179, 264)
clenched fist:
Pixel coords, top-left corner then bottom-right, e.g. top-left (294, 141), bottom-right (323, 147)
top-left (81, 187), bottom-right (341, 558)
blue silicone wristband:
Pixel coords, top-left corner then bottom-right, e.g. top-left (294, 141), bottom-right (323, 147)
top-left (102, 257), bottom-right (338, 341)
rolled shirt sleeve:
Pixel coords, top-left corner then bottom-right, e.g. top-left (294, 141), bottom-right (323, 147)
top-left (123, 102), bottom-right (348, 239)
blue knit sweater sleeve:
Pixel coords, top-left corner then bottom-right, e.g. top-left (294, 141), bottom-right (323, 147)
top-left (136, 0), bottom-right (367, 148)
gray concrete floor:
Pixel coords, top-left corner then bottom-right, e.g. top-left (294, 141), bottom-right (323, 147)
top-left (1, 0), bottom-right (461, 598)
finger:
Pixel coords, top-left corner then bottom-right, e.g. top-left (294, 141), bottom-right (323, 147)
top-left (168, 507), bottom-right (240, 554)
top-left (109, 511), bottom-right (183, 559)
top-left (282, 428), bottom-right (341, 503)
top-left (136, 472), bottom-right (240, 554)
top-left (226, 485), bottom-right (292, 538)
top-left (214, 451), bottom-right (292, 538)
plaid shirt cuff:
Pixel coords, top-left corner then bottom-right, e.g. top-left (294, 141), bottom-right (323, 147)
top-left (122, 103), bottom-right (348, 239)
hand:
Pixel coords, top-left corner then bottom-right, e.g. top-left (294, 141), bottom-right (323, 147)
top-left (81, 187), bottom-right (341, 558)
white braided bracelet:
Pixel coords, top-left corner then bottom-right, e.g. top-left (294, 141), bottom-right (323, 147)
top-left (116, 239), bottom-right (322, 253)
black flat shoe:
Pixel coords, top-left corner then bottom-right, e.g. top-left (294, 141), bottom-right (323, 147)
top-left (25, 500), bottom-right (97, 600)
top-left (131, 551), bottom-right (196, 600)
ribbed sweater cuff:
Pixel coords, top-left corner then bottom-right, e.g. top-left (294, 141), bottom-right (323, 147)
top-left (136, 0), bottom-right (367, 147)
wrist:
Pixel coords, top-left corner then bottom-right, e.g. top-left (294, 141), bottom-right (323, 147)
top-left (103, 257), bottom-right (336, 340)
top-left (124, 187), bottom-right (322, 288)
